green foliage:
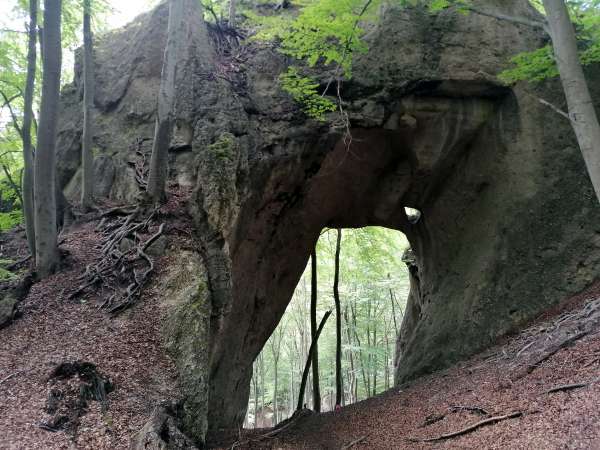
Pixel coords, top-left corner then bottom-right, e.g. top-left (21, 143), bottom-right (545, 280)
top-left (208, 132), bottom-right (235, 160)
top-left (499, 45), bottom-right (559, 84)
top-left (499, 1), bottom-right (600, 84)
top-left (249, 0), bottom-right (461, 119)
top-left (248, 227), bottom-right (410, 423)
top-left (0, 210), bottom-right (23, 231)
top-left (0, 259), bottom-right (16, 280)
top-left (280, 67), bottom-right (336, 120)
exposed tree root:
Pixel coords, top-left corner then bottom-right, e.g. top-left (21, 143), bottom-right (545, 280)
top-left (69, 206), bottom-right (164, 314)
top-left (449, 405), bottom-right (490, 416)
top-left (341, 434), bottom-right (368, 449)
top-left (0, 371), bottom-right (23, 386)
top-left (408, 412), bottom-right (523, 443)
top-left (546, 377), bottom-right (600, 394)
top-left (66, 144), bottom-right (169, 314)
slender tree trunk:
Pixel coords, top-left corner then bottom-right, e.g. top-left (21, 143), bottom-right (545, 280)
top-left (388, 274), bottom-right (399, 336)
top-left (297, 310), bottom-right (332, 412)
top-left (366, 296), bottom-right (372, 396)
top-left (310, 249), bottom-right (321, 412)
top-left (372, 325), bottom-right (377, 396)
top-left (543, 0), bottom-right (600, 203)
top-left (273, 358), bottom-right (278, 424)
top-left (351, 302), bottom-right (368, 398)
top-left (147, 0), bottom-right (185, 203)
top-left (344, 305), bottom-right (356, 404)
top-left (333, 229), bottom-right (343, 407)
top-left (34, 0), bottom-right (61, 277)
top-left (229, 0), bottom-right (236, 27)
top-left (81, 0), bottom-right (95, 211)
top-left (259, 353), bottom-right (265, 426)
top-left (253, 364), bottom-right (258, 428)
top-left (22, 0), bottom-right (37, 258)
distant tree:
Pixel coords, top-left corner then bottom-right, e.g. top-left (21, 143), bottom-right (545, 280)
top-left (34, 0), bottom-right (62, 277)
top-left (268, 324), bottom-right (285, 424)
top-left (297, 310), bottom-right (331, 412)
top-left (229, 0), bottom-right (236, 27)
top-left (81, 0), bottom-right (95, 211)
top-left (310, 248), bottom-right (321, 412)
top-left (333, 229), bottom-right (343, 407)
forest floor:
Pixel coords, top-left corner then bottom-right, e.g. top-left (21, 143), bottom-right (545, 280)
top-left (216, 283), bottom-right (600, 450)
top-left (0, 215), bottom-right (181, 449)
top-left (1, 217), bottom-right (600, 449)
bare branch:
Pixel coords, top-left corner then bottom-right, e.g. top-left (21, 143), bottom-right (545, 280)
top-left (467, 6), bottom-right (548, 32)
top-left (408, 412), bottom-right (523, 443)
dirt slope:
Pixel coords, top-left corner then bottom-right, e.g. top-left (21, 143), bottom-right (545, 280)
top-left (0, 223), bottom-right (179, 449)
top-left (1, 219), bottom-right (599, 449)
top-left (218, 285), bottom-right (600, 450)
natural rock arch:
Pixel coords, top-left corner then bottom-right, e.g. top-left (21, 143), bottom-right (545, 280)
top-left (55, 0), bottom-right (600, 443)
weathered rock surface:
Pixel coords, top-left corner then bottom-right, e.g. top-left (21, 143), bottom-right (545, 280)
top-left (55, 0), bottom-right (600, 444)
top-left (130, 403), bottom-right (199, 450)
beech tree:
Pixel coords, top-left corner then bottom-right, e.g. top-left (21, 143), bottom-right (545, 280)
top-left (21, 0), bottom-right (38, 256)
top-left (34, 0), bottom-right (62, 277)
top-left (541, 0), bottom-right (600, 202)
top-left (147, 0), bottom-right (189, 203)
top-left (81, 0), bottom-right (95, 211)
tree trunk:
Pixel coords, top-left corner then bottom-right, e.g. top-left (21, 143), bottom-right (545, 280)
top-left (229, 0), bottom-right (236, 27)
top-left (22, 0), bottom-right (37, 258)
top-left (372, 325), bottom-right (377, 396)
top-left (297, 310), bottom-right (332, 412)
top-left (333, 229), bottom-right (343, 407)
top-left (259, 353), bottom-right (265, 426)
top-left (81, 0), bottom-right (95, 211)
top-left (252, 364), bottom-right (258, 428)
top-left (388, 274), bottom-right (399, 336)
top-left (366, 296), bottom-right (372, 396)
top-left (344, 305), bottom-right (356, 404)
top-left (543, 0), bottom-right (600, 203)
top-left (34, 0), bottom-right (62, 277)
top-left (310, 249), bottom-right (321, 412)
top-left (147, 0), bottom-right (186, 203)
top-left (273, 358), bottom-right (278, 424)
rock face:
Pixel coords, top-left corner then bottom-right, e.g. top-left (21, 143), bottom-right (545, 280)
top-left (56, 0), bottom-right (600, 444)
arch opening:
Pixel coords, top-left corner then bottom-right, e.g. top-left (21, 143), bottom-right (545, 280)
top-left (244, 226), bottom-right (410, 428)
top-left (206, 95), bottom-right (518, 435)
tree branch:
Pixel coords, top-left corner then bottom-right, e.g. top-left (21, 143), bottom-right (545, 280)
top-left (0, 90), bottom-right (24, 138)
top-left (467, 6), bottom-right (549, 32)
top-left (2, 164), bottom-right (23, 205)
top-left (408, 412), bottom-right (523, 443)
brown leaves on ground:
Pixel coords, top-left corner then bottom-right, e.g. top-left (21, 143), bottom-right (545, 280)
top-left (217, 282), bottom-right (600, 450)
top-left (0, 222), bottom-right (179, 449)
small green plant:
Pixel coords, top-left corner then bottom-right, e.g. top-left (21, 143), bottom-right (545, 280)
top-left (0, 210), bottom-right (23, 232)
top-left (280, 68), bottom-right (337, 120)
top-left (250, 0), bottom-right (462, 120)
top-left (208, 133), bottom-right (235, 161)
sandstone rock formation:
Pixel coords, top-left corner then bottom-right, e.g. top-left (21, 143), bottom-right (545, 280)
top-left (55, 0), bottom-right (600, 444)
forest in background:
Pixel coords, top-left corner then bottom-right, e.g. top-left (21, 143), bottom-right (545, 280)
top-left (245, 227), bottom-right (410, 427)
